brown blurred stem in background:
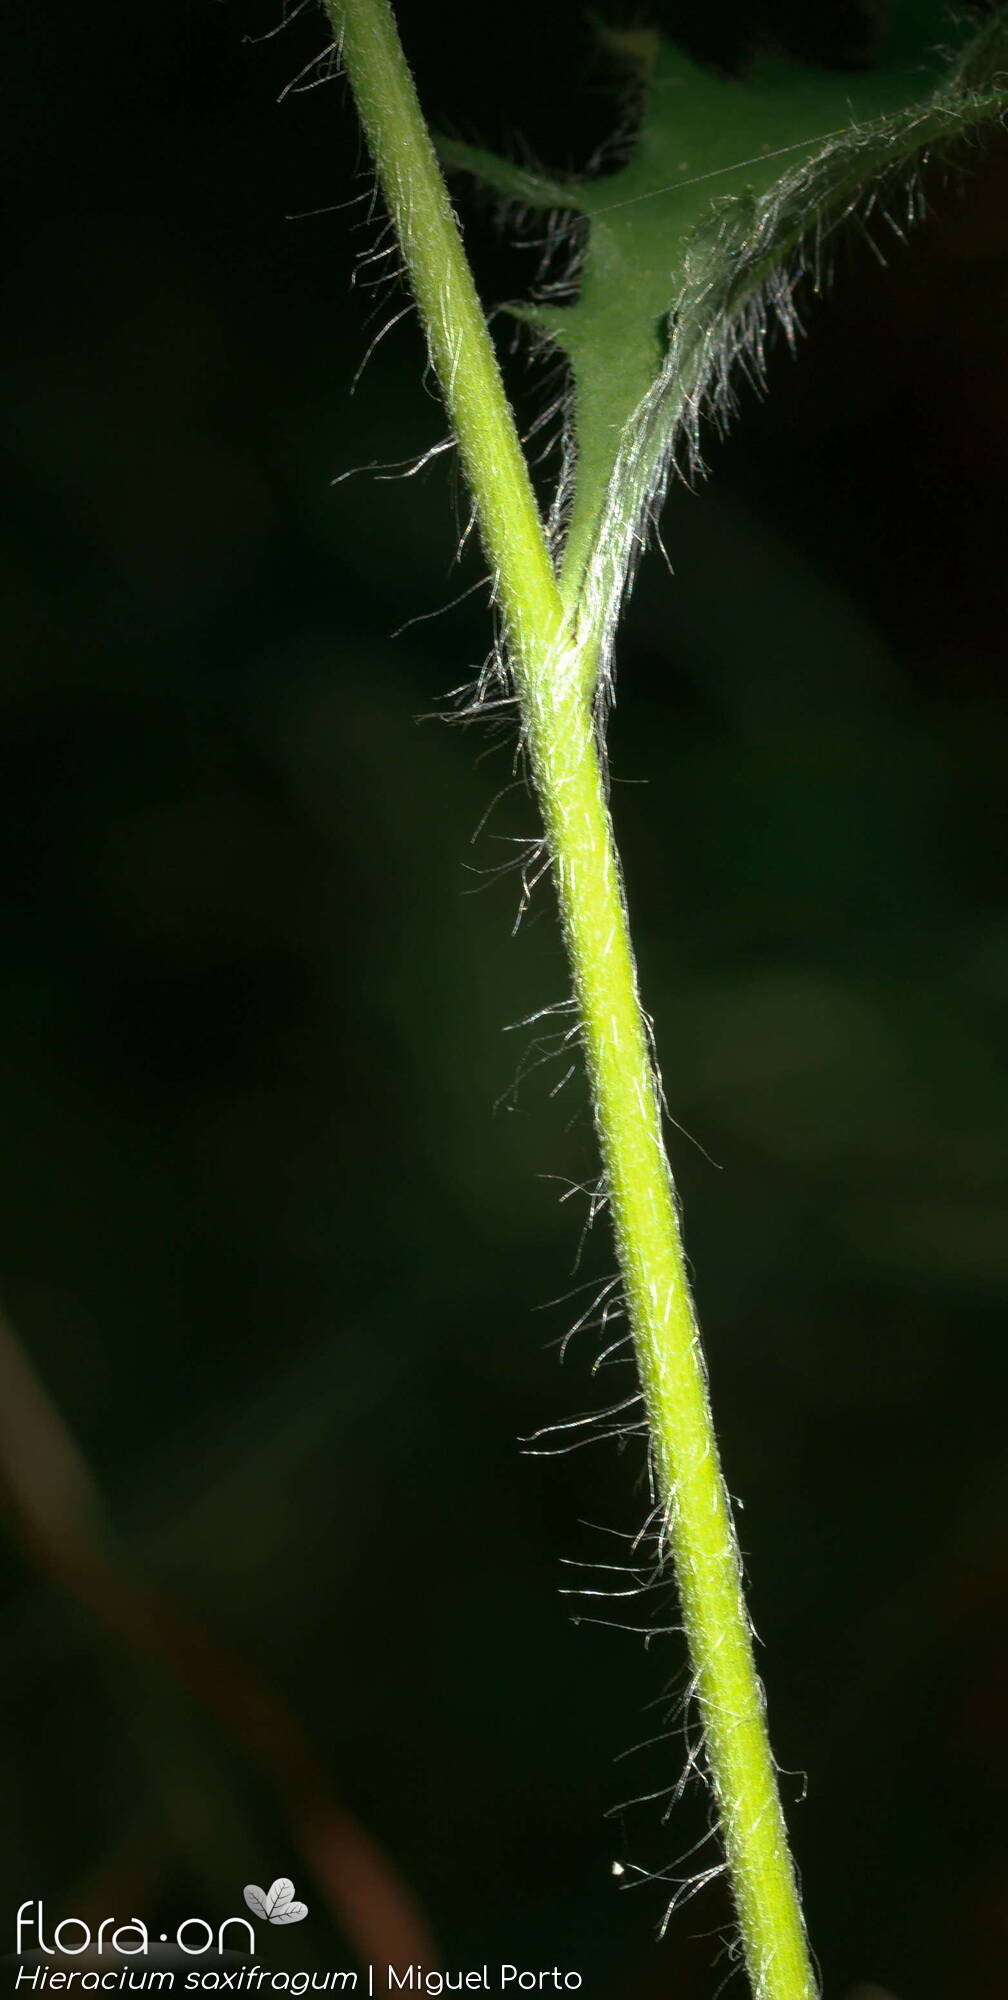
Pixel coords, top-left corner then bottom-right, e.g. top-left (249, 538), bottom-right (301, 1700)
top-left (0, 1303), bottom-right (436, 1972)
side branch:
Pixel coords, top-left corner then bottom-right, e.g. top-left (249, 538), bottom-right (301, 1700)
top-left (326, 0), bottom-right (564, 672)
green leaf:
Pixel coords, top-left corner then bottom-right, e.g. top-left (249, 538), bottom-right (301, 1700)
top-left (442, 5), bottom-right (1008, 688)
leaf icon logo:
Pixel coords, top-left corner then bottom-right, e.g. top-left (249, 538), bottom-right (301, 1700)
top-left (243, 1880), bottom-right (308, 1925)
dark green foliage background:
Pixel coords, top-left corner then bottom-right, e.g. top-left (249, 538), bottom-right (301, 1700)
top-left (2, 2), bottom-right (1006, 1994)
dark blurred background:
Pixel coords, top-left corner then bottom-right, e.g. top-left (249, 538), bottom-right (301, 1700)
top-left (2, 2), bottom-right (1006, 1995)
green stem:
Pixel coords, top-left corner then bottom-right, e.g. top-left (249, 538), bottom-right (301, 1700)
top-left (328, 2), bottom-right (817, 1992)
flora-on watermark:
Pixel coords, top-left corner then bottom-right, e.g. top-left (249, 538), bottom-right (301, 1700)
top-left (13, 1881), bottom-right (308, 1964)
top-left (14, 1902), bottom-right (257, 1963)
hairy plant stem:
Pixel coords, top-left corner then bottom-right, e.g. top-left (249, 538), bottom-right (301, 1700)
top-left (329, 1), bottom-right (816, 1992)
